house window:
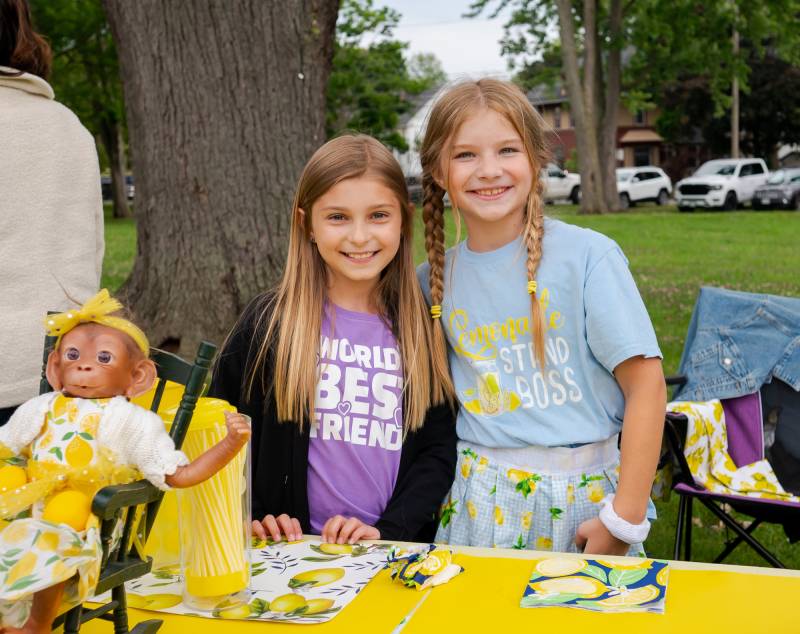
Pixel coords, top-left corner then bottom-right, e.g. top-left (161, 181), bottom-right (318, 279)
top-left (633, 146), bottom-right (651, 166)
top-left (634, 110), bottom-right (646, 125)
top-left (553, 107), bottom-right (562, 129)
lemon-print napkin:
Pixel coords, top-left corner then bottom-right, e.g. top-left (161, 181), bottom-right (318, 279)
top-left (520, 557), bottom-right (668, 613)
top-left (93, 538), bottom-right (390, 623)
top-left (388, 545), bottom-right (464, 590)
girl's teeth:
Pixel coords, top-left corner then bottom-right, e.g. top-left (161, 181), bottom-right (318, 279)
top-left (347, 252), bottom-right (374, 259)
top-left (476, 188), bottom-right (506, 196)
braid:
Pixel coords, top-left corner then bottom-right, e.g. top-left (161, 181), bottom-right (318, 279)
top-left (524, 177), bottom-right (547, 369)
top-left (422, 174), bottom-right (452, 402)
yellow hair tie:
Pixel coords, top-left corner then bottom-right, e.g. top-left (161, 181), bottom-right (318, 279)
top-left (44, 289), bottom-right (150, 356)
top-left (430, 305), bottom-right (442, 320)
top-left (527, 280), bottom-right (537, 294)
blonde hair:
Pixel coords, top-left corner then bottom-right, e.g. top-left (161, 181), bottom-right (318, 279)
top-left (420, 79), bottom-right (551, 369)
top-left (245, 134), bottom-right (452, 432)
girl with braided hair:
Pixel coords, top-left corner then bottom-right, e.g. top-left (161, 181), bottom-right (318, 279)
top-left (417, 79), bottom-right (666, 556)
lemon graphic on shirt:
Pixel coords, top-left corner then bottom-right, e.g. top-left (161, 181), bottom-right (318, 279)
top-left (506, 468), bottom-right (532, 485)
top-left (5, 551), bottom-right (38, 586)
top-left (595, 584), bottom-right (660, 607)
top-left (270, 593), bottom-right (307, 613)
top-left (531, 576), bottom-right (606, 598)
top-left (460, 457), bottom-right (473, 479)
top-left (66, 400), bottom-right (80, 422)
top-left (566, 483), bottom-right (575, 504)
top-left (288, 568), bottom-right (345, 589)
top-left (1, 520), bottom-right (32, 545)
top-left (79, 413), bottom-right (100, 436)
top-left (493, 506), bottom-right (504, 526)
top-left (467, 500), bottom-right (477, 520)
top-left (534, 558), bottom-right (587, 578)
top-left (0, 464), bottom-right (26, 491)
top-left (535, 536), bottom-right (553, 551)
top-left (65, 436), bottom-right (93, 468)
top-left (52, 394), bottom-right (69, 420)
top-left (475, 456), bottom-right (489, 473)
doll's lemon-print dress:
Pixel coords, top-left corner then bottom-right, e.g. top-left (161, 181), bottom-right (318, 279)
top-left (0, 395), bottom-right (106, 628)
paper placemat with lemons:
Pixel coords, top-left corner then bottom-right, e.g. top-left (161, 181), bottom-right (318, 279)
top-left (102, 539), bottom-right (391, 623)
top-left (520, 557), bottom-right (669, 613)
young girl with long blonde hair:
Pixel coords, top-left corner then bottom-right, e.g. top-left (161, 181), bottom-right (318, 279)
top-left (211, 134), bottom-right (455, 545)
top-left (418, 79), bottom-right (666, 556)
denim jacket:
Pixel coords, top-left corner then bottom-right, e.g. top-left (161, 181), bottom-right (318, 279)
top-left (672, 287), bottom-right (800, 402)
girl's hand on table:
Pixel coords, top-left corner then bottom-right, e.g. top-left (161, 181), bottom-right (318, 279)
top-left (252, 513), bottom-right (303, 542)
top-left (321, 515), bottom-right (380, 544)
top-left (575, 517), bottom-right (629, 556)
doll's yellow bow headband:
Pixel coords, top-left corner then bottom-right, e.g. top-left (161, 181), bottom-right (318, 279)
top-left (44, 289), bottom-right (150, 357)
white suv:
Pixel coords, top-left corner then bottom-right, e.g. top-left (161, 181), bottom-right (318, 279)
top-left (676, 158), bottom-right (769, 211)
top-left (542, 163), bottom-right (581, 204)
top-left (616, 167), bottom-right (672, 209)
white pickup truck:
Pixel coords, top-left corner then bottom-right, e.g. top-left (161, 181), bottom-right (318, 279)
top-left (675, 158), bottom-right (769, 211)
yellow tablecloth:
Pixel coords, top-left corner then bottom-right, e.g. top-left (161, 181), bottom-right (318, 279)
top-left (78, 546), bottom-right (800, 633)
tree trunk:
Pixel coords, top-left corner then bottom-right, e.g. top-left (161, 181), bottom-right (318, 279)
top-left (555, 0), bottom-right (606, 214)
top-left (102, 0), bottom-right (339, 356)
top-left (100, 117), bottom-right (131, 219)
top-left (600, 0), bottom-right (623, 212)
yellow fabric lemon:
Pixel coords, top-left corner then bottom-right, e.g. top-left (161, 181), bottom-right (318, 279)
top-left (79, 413), bottom-right (101, 436)
top-left (595, 584), bottom-right (660, 607)
top-left (288, 568), bottom-right (345, 589)
top-left (521, 511), bottom-right (532, 530)
top-left (318, 543), bottom-right (353, 555)
top-left (36, 530), bottom-right (62, 551)
top-left (43, 489), bottom-right (92, 531)
top-left (566, 483), bottom-right (575, 504)
top-left (460, 458), bottom-right (472, 479)
top-left (531, 576), bottom-right (606, 598)
top-left (419, 549), bottom-right (452, 576)
top-left (587, 482), bottom-right (604, 503)
top-left (269, 593), bottom-right (307, 613)
top-left (475, 457), bottom-right (489, 473)
top-left (535, 536), bottom-right (553, 551)
top-left (0, 464), bottom-right (27, 491)
top-left (2, 519), bottom-right (33, 545)
top-left (506, 468), bottom-right (531, 484)
top-left (467, 501), bottom-right (477, 519)
top-left (52, 394), bottom-right (69, 420)
top-left (493, 505), bottom-right (504, 526)
top-left (65, 436), bottom-right (94, 468)
top-left (6, 551), bottom-right (38, 586)
top-left (534, 558), bottom-right (587, 577)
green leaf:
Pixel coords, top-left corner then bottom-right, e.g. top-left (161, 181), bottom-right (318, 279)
top-left (301, 556), bottom-right (341, 562)
top-left (489, 485), bottom-right (497, 495)
top-left (583, 565), bottom-right (608, 584)
top-left (62, 431), bottom-right (75, 440)
top-left (78, 432), bottom-right (93, 440)
top-left (608, 568), bottom-right (648, 587)
top-left (8, 575), bottom-right (40, 592)
top-left (48, 447), bottom-right (63, 461)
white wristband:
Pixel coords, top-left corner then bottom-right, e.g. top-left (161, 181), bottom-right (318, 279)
top-left (598, 494), bottom-right (651, 545)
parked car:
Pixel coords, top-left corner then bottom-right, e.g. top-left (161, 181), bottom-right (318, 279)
top-left (101, 175), bottom-right (135, 201)
top-left (752, 168), bottom-right (800, 210)
top-left (616, 166), bottom-right (672, 209)
top-left (542, 163), bottom-right (581, 204)
top-left (675, 158), bottom-right (768, 211)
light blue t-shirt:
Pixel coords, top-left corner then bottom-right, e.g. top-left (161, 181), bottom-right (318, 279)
top-left (417, 217), bottom-right (662, 448)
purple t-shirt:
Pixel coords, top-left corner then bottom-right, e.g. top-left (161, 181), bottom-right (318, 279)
top-left (307, 304), bottom-right (404, 533)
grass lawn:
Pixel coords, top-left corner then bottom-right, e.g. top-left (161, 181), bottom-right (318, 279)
top-left (104, 202), bottom-right (800, 567)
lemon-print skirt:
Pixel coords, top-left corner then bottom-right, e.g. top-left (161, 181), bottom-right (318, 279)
top-left (0, 517), bottom-right (102, 627)
top-left (436, 437), bottom-right (646, 556)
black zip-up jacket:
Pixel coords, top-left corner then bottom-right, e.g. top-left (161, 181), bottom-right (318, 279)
top-left (208, 296), bottom-right (457, 542)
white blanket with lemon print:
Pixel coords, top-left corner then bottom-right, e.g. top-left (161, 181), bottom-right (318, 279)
top-left (668, 400), bottom-right (800, 502)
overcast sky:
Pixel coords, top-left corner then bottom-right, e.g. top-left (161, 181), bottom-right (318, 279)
top-left (380, 0), bottom-right (512, 79)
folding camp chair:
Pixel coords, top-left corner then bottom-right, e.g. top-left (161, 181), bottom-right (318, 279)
top-left (665, 378), bottom-right (800, 569)
top-left (38, 327), bottom-right (216, 633)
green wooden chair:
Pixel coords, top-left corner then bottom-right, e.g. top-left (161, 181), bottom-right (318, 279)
top-left (39, 331), bottom-right (216, 633)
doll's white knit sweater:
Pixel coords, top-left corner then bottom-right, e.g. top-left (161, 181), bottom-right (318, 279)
top-left (0, 393), bottom-right (188, 490)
